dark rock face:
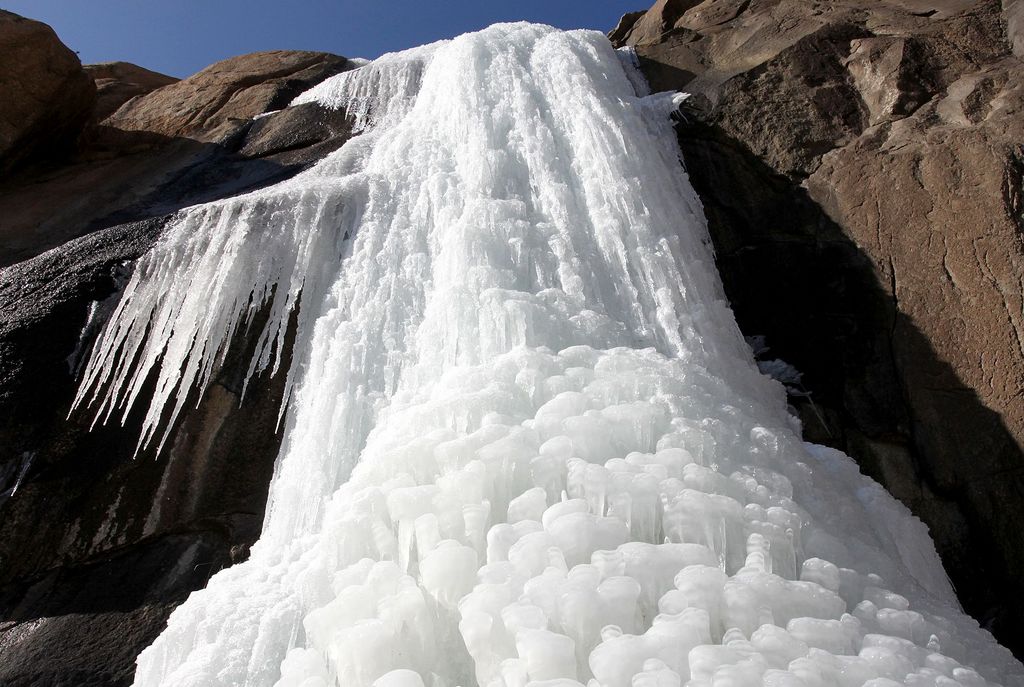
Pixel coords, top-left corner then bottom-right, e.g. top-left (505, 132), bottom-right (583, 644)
top-left (0, 14), bottom-right (357, 684)
top-left (0, 220), bottom-right (294, 686)
top-left (0, 137), bottom-right (349, 686)
top-left (615, 0), bottom-right (1024, 655)
top-left (0, 10), bottom-right (95, 176)
top-left (240, 102), bottom-right (354, 164)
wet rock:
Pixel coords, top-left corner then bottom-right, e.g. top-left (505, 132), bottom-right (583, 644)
top-left (0, 219), bottom-right (292, 686)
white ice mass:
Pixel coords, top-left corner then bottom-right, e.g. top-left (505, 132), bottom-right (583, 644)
top-left (74, 22), bottom-right (1024, 687)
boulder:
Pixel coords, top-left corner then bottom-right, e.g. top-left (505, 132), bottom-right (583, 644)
top-left (0, 51), bottom-right (356, 269)
top-left (0, 10), bottom-right (95, 175)
top-left (238, 101), bottom-right (353, 164)
top-left (614, 0), bottom-right (1024, 654)
top-left (84, 61), bottom-right (178, 122)
top-left (104, 50), bottom-right (353, 144)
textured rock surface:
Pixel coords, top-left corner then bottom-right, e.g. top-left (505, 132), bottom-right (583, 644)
top-left (84, 62), bottom-right (178, 122)
top-left (0, 137), bottom-right (350, 685)
top-left (0, 79), bottom-right (354, 269)
top-left (0, 47), bottom-right (355, 270)
top-left (0, 17), bottom-right (356, 684)
top-left (615, 0), bottom-right (1024, 655)
top-left (105, 51), bottom-right (352, 144)
top-left (0, 220), bottom-right (292, 686)
top-left (0, 10), bottom-right (95, 176)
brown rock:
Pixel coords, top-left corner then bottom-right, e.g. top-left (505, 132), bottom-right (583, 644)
top-left (0, 50), bottom-right (355, 268)
top-left (844, 37), bottom-right (916, 124)
top-left (0, 10), bottom-right (95, 175)
top-left (1006, 0), bottom-right (1024, 56)
top-left (105, 50), bottom-right (352, 144)
top-left (678, 0), bottom-right (751, 30)
top-left (608, 10), bottom-right (646, 44)
top-left (808, 60), bottom-right (1024, 595)
top-left (706, 21), bottom-right (872, 177)
top-left (84, 61), bottom-right (178, 122)
top-left (624, 0), bottom-right (705, 45)
top-left (615, 0), bottom-right (1024, 654)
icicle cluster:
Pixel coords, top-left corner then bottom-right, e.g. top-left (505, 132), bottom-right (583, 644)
top-left (74, 22), bottom-right (1022, 687)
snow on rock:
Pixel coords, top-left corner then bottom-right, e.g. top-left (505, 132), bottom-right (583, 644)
top-left (74, 22), bottom-right (1023, 687)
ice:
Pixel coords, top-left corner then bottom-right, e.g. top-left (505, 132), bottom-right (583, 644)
top-left (72, 21), bottom-right (1022, 687)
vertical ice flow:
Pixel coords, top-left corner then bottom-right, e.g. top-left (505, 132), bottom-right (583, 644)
top-left (74, 23), bottom-right (1023, 687)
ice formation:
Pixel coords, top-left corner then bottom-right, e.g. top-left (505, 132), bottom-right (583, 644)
top-left (74, 23), bottom-right (1023, 687)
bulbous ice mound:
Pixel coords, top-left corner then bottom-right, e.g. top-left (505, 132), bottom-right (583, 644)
top-left (75, 22), bottom-right (1022, 687)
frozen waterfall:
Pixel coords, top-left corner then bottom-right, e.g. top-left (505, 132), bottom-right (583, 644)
top-left (74, 22), bottom-right (1023, 687)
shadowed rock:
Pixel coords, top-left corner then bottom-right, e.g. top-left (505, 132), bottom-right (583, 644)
top-left (0, 14), bottom-right (358, 684)
top-left (0, 10), bottom-right (95, 176)
top-left (0, 52), bottom-right (357, 269)
top-left (614, 0), bottom-right (1024, 655)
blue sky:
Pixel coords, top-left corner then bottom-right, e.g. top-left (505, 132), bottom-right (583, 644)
top-left (4, 0), bottom-right (638, 78)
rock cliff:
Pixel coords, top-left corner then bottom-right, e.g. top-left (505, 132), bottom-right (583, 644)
top-left (612, 0), bottom-right (1024, 656)
top-left (0, 13), bottom-right (357, 685)
top-left (1, 2), bottom-right (1024, 684)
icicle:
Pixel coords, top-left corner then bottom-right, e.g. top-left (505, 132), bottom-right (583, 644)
top-left (66, 21), bottom-right (1023, 687)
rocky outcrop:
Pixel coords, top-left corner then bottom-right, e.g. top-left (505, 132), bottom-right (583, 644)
top-left (0, 47), bottom-right (354, 268)
top-left (105, 51), bottom-right (351, 145)
top-left (0, 10), bottom-right (95, 175)
top-left (0, 13), bottom-right (357, 684)
top-left (84, 62), bottom-right (178, 122)
top-left (239, 101), bottom-right (354, 164)
top-left (614, 0), bottom-right (1024, 655)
